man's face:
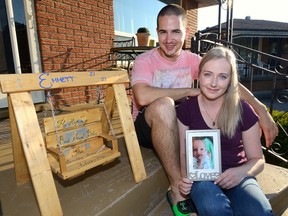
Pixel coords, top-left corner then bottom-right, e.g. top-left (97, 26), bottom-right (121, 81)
top-left (157, 15), bottom-right (187, 62)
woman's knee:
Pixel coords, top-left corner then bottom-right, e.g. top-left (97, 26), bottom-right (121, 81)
top-left (191, 182), bottom-right (233, 216)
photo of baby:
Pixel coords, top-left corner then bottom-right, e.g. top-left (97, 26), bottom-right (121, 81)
top-left (186, 129), bottom-right (221, 181)
top-left (192, 137), bottom-right (214, 169)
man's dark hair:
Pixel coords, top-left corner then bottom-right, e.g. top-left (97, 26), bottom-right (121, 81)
top-left (157, 4), bottom-right (187, 28)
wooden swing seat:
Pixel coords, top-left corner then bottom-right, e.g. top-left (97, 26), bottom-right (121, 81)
top-left (43, 105), bottom-right (120, 179)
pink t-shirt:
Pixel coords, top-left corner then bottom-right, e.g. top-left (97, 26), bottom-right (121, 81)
top-left (131, 48), bottom-right (201, 120)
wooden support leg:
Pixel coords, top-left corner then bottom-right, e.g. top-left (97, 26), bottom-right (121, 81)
top-left (113, 84), bottom-right (147, 182)
top-left (10, 92), bottom-right (62, 216)
top-left (8, 95), bottom-right (30, 184)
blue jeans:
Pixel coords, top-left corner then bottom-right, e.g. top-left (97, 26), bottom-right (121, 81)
top-left (190, 177), bottom-right (274, 216)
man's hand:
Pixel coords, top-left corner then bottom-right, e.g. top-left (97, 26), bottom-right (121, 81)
top-left (238, 84), bottom-right (278, 147)
top-left (179, 177), bottom-right (193, 196)
top-left (258, 108), bottom-right (278, 147)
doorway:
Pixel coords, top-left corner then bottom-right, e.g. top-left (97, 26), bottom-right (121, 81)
top-left (0, 0), bottom-right (43, 108)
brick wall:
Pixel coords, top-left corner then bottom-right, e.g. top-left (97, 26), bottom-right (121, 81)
top-left (35, 0), bottom-right (115, 107)
top-left (186, 8), bottom-right (198, 49)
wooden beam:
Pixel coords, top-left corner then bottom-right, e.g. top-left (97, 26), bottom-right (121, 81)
top-left (0, 71), bottom-right (129, 93)
top-left (8, 95), bottom-right (30, 184)
top-left (113, 84), bottom-right (147, 182)
top-left (10, 92), bottom-right (62, 215)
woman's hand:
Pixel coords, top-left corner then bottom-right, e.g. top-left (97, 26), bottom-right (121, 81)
top-left (214, 168), bottom-right (245, 190)
top-left (179, 177), bottom-right (193, 195)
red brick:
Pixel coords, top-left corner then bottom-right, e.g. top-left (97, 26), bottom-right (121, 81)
top-left (78, 2), bottom-right (92, 10)
top-left (57, 27), bottom-right (74, 35)
top-left (58, 40), bottom-right (74, 47)
top-left (54, 1), bottom-right (71, 11)
top-left (56, 15), bottom-right (72, 23)
top-left (64, 10), bottom-right (80, 19)
top-left (62, 0), bottom-right (78, 7)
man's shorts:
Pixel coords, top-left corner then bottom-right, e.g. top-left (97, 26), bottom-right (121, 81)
top-left (134, 107), bottom-right (153, 148)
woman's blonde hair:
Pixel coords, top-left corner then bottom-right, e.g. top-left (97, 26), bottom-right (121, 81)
top-left (199, 46), bottom-right (242, 138)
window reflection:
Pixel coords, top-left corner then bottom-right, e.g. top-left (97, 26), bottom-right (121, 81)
top-left (0, 0), bottom-right (14, 74)
top-left (0, 0), bottom-right (31, 74)
top-left (113, 0), bottom-right (165, 39)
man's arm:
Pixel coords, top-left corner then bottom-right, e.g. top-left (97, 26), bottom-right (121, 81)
top-left (132, 83), bottom-right (200, 107)
top-left (238, 83), bottom-right (278, 147)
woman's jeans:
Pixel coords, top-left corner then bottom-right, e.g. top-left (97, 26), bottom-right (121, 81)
top-left (190, 176), bottom-right (274, 216)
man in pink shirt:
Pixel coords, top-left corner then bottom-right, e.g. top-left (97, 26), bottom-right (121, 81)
top-left (131, 4), bottom-right (278, 215)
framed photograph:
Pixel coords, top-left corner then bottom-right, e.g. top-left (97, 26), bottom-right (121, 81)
top-left (186, 129), bottom-right (221, 181)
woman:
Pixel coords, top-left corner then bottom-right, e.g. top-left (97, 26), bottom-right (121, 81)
top-left (176, 46), bottom-right (273, 215)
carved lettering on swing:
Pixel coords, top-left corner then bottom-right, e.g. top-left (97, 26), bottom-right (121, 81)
top-left (80, 155), bottom-right (105, 167)
top-left (66, 146), bottom-right (95, 163)
top-left (38, 73), bottom-right (74, 89)
top-left (63, 143), bottom-right (90, 158)
top-left (56, 118), bottom-right (85, 129)
top-left (60, 128), bottom-right (98, 145)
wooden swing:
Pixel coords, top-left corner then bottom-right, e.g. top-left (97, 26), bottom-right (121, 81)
top-left (0, 70), bottom-right (146, 215)
top-left (43, 89), bottom-right (120, 180)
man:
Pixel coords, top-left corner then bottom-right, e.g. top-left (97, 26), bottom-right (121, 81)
top-left (131, 4), bottom-right (278, 215)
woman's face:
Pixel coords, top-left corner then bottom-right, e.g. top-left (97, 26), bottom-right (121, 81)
top-left (199, 58), bottom-right (231, 101)
top-left (193, 139), bottom-right (206, 160)
top-left (157, 15), bottom-right (187, 62)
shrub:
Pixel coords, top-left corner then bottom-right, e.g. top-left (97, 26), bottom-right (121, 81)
top-left (262, 110), bottom-right (288, 168)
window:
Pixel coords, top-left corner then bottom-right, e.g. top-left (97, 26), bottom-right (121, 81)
top-left (113, 0), bottom-right (166, 39)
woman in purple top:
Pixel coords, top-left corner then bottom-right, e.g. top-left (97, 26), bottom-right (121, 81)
top-left (177, 46), bottom-right (273, 215)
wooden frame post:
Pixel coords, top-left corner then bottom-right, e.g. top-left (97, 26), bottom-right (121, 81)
top-left (9, 92), bottom-right (62, 215)
top-left (8, 94), bottom-right (30, 184)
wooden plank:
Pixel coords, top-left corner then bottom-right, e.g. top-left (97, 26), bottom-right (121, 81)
top-left (0, 143), bottom-right (14, 171)
top-left (45, 122), bottom-right (103, 149)
top-left (0, 70), bottom-right (129, 93)
top-left (8, 95), bottom-right (30, 184)
top-left (9, 92), bottom-right (62, 215)
top-left (48, 147), bottom-right (121, 179)
top-left (113, 84), bottom-right (147, 182)
top-left (48, 138), bottom-right (105, 163)
top-left (0, 143), bottom-right (12, 157)
top-left (43, 107), bottom-right (103, 134)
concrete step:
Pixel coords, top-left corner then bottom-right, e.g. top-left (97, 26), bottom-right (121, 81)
top-left (0, 138), bottom-right (169, 216)
top-left (148, 198), bottom-right (173, 216)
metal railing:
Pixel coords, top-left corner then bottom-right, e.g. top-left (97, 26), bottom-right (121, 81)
top-left (192, 32), bottom-right (288, 164)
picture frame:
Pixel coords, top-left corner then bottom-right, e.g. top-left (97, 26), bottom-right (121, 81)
top-left (186, 129), bottom-right (221, 181)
